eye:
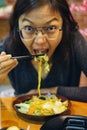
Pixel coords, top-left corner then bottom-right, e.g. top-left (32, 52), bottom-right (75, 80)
top-left (46, 26), bottom-right (57, 33)
top-left (24, 26), bottom-right (34, 33)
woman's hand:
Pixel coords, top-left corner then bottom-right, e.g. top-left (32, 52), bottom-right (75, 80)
top-left (0, 52), bottom-right (18, 83)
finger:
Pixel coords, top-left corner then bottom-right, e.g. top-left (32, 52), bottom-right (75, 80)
top-left (7, 62), bottom-right (18, 74)
top-left (0, 61), bottom-right (18, 74)
top-left (0, 55), bottom-right (12, 63)
top-left (0, 59), bottom-right (18, 69)
top-left (0, 51), bottom-right (6, 56)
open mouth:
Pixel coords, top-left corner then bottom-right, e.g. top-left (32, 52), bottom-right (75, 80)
top-left (33, 49), bottom-right (49, 55)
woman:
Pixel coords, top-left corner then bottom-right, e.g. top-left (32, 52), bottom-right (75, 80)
top-left (0, 0), bottom-right (87, 101)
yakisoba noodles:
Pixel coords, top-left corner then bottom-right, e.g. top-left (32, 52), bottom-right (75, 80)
top-left (34, 54), bottom-right (50, 96)
top-left (15, 94), bottom-right (68, 116)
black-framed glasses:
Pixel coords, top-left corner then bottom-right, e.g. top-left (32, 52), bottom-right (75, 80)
top-left (19, 25), bottom-right (62, 41)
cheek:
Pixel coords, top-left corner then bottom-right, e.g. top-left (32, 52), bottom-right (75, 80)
top-left (51, 31), bottom-right (63, 50)
top-left (56, 31), bottom-right (63, 45)
top-left (21, 39), bottom-right (32, 52)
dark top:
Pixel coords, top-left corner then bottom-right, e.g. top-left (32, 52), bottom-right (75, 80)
top-left (0, 31), bottom-right (87, 102)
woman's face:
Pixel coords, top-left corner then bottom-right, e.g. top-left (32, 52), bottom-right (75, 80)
top-left (18, 4), bottom-right (63, 59)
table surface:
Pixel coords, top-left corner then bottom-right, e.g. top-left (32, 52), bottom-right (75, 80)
top-left (1, 96), bottom-right (87, 130)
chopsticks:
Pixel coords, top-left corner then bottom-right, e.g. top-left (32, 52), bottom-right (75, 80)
top-left (12, 54), bottom-right (44, 60)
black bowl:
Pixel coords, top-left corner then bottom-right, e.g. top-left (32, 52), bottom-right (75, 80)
top-left (13, 93), bottom-right (70, 122)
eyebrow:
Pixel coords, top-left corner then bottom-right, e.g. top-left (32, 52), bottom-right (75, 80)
top-left (22, 18), bottom-right (33, 24)
top-left (22, 17), bottom-right (59, 25)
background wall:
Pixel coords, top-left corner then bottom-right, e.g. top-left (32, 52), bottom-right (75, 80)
top-left (0, 19), bottom-right (9, 40)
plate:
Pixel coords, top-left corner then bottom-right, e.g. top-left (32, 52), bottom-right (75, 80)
top-left (13, 93), bottom-right (70, 122)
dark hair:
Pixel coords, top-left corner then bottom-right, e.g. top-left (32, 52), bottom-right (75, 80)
top-left (6, 0), bottom-right (78, 61)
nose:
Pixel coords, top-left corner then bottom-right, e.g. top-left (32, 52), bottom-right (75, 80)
top-left (34, 31), bottom-right (46, 45)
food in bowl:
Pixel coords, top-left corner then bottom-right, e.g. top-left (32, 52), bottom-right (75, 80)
top-left (15, 93), bottom-right (68, 116)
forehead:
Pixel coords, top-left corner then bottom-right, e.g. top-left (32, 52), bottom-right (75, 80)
top-left (19, 4), bottom-right (62, 26)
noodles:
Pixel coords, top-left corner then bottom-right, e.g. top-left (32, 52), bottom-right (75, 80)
top-left (37, 57), bottom-right (43, 96)
top-left (34, 54), bottom-right (50, 96)
top-left (15, 94), bottom-right (68, 116)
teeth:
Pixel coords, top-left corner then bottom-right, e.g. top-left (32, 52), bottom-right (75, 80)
top-left (33, 49), bottom-right (49, 55)
top-left (33, 50), bottom-right (39, 54)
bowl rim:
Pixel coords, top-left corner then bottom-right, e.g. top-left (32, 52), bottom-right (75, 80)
top-left (12, 93), bottom-right (70, 122)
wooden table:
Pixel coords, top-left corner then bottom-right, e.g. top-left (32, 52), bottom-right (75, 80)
top-left (0, 97), bottom-right (87, 130)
